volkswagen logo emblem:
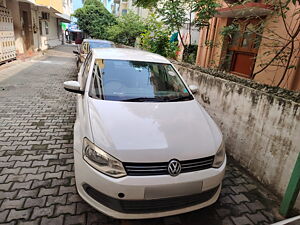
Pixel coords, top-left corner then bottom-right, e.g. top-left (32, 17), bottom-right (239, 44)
top-left (168, 159), bottom-right (181, 176)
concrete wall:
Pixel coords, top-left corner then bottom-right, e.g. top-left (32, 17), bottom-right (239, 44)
top-left (173, 61), bottom-right (300, 210)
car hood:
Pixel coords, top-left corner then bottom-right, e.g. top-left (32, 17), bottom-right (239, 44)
top-left (88, 99), bottom-right (222, 162)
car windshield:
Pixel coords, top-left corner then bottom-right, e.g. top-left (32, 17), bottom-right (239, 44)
top-left (89, 42), bottom-right (114, 48)
top-left (89, 59), bottom-right (193, 102)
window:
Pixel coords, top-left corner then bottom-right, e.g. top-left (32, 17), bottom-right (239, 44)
top-left (89, 63), bottom-right (103, 99)
top-left (89, 42), bottom-right (114, 48)
top-left (121, 9), bottom-right (127, 15)
top-left (81, 42), bottom-right (90, 54)
top-left (44, 21), bottom-right (49, 35)
top-left (222, 19), bottom-right (264, 78)
top-left (80, 53), bottom-right (93, 90)
top-left (89, 59), bottom-right (193, 102)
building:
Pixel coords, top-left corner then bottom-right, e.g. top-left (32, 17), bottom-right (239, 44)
top-left (196, 0), bottom-right (300, 91)
top-left (1, 0), bottom-right (71, 58)
top-left (112, 0), bottom-right (149, 18)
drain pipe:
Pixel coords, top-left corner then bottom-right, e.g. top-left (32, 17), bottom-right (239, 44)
top-left (279, 152), bottom-right (300, 217)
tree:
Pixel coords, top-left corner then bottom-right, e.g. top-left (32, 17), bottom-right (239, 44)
top-left (73, 0), bottom-right (116, 39)
top-left (107, 11), bottom-right (146, 46)
top-left (139, 13), bottom-right (178, 58)
top-left (135, 0), bottom-right (219, 52)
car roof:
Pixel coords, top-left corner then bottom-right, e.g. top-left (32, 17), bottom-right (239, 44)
top-left (83, 39), bottom-right (114, 44)
top-left (92, 48), bottom-right (170, 64)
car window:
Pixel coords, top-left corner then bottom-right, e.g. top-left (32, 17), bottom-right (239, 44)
top-left (82, 42), bottom-right (89, 54)
top-left (80, 53), bottom-right (93, 90)
top-left (89, 63), bottom-right (103, 99)
top-left (89, 42), bottom-right (114, 49)
top-left (89, 59), bottom-right (193, 102)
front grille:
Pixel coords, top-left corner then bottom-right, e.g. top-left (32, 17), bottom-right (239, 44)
top-left (123, 156), bottom-right (215, 176)
top-left (83, 184), bottom-right (219, 214)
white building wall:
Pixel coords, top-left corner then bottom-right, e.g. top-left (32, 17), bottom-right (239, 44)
top-left (39, 13), bottom-right (61, 50)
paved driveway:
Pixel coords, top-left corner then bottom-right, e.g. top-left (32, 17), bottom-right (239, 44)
top-left (0, 45), bottom-right (281, 225)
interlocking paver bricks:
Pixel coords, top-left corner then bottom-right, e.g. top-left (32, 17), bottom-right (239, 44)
top-left (51, 178), bottom-right (69, 187)
top-left (31, 180), bottom-right (52, 189)
top-left (64, 214), bottom-right (86, 225)
top-left (45, 194), bottom-right (68, 206)
top-left (0, 45), bottom-right (284, 225)
top-left (37, 165), bottom-right (56, 173)
top-left (44, 171), bottom-right (62, 179)
top-left (59, 186), bottom-right (76, 195)
top-left (40, 215), bottom-right (64, 225)
top-left (11, 181), bottom-right (32, 190)
top-left (6, 208), bottom-right (32, 221)
top-left (247, 212), bottom-right (269, 224)
top-left (1, 198), bottom-right (25, 209)
top-left (17, 189), bottom-right (39, 199)
top-left (38, 187), bottom-right (59, 197)
top-left (31, 205), bottom-right (55, 220)
top-left (23, 196), bottom-right (46, 208)
top-left (231, 193), bottom-right (250, 204)
top-left (14, 161), bottom-right (32, 168)
top-left (18, 219), bottom-right (41, 225)
top-left (54, 203), bottom-right (76, 216)
top-left (20, 167), bottom-right (38, 174)
top-left (246, 200), bottom-right (266, 213)
top-left (0, 210), bottom-right (10, 223)
top-left (1, 182), bottom-right (13, 191)
top-left (231, 215), bottom-right (253, 225)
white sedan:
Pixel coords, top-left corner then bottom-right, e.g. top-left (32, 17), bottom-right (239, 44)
top-left (64, 48), bottom-right (226, 219)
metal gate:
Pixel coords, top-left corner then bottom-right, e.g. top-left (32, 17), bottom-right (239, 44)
top-left (0, 7), bottom-right (16, 63)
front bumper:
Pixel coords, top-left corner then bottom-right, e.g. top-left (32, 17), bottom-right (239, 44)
top-left (74, 150), bottom-right (226, 219)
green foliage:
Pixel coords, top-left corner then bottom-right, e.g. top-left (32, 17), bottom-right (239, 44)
top-left (140, 14), bottom-right (178, 59)
top-left (107, 11), bottom-right (146, 46)
top-left (156, 0), bottom-right (188, 32)
top-left (134, 0), bottom-right (159, 7)
top-left (73, 0), bottom-right (116, 39)
top-left (183, 45), bottom-right (198, 64)
top-left (193, 0), bottom-right (220, 28)
top-left (220, 24), bottom-right (239, 37)
top-left (136, 0), bottom-right (220, 30)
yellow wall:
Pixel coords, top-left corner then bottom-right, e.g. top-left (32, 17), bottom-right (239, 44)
top-left (35, 0), bottom-right (63, 13)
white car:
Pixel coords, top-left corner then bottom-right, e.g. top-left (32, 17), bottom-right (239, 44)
top-left (64, 48), bottom-right (226, 219)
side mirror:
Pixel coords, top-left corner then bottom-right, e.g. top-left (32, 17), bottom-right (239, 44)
top-left (73, 50), bottom-right (79, 55)
top-left (64, 81), bottom-right (84, 94)
top-left (189, 85), bottom-right (198, 94)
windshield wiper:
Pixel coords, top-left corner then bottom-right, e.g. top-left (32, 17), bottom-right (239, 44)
top-left (122, 95), bottom-right (193, 102)
top-left (167, 95), bottom-right (193, 102)
top-left (121, 97), bottom-right (164, 102)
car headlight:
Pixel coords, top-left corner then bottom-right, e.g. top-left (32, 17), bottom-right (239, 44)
top-left (83, 138), bottom-right (126, 178)
top-left (212, 141), bottom-right (226, 168)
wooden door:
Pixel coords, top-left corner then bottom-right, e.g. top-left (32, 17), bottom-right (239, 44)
top-left (227, 19), bottom-right (262, 78)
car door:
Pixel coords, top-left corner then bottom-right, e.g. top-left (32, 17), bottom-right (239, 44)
top-left (74, 52), bottom-right (94, 153)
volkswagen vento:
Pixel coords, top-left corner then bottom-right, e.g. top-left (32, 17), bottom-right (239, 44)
top-left (64, 48), bottom-right (226, 219)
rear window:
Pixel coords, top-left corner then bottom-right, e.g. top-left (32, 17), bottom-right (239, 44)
top-left (89, 42), bottom-right (114, 49)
